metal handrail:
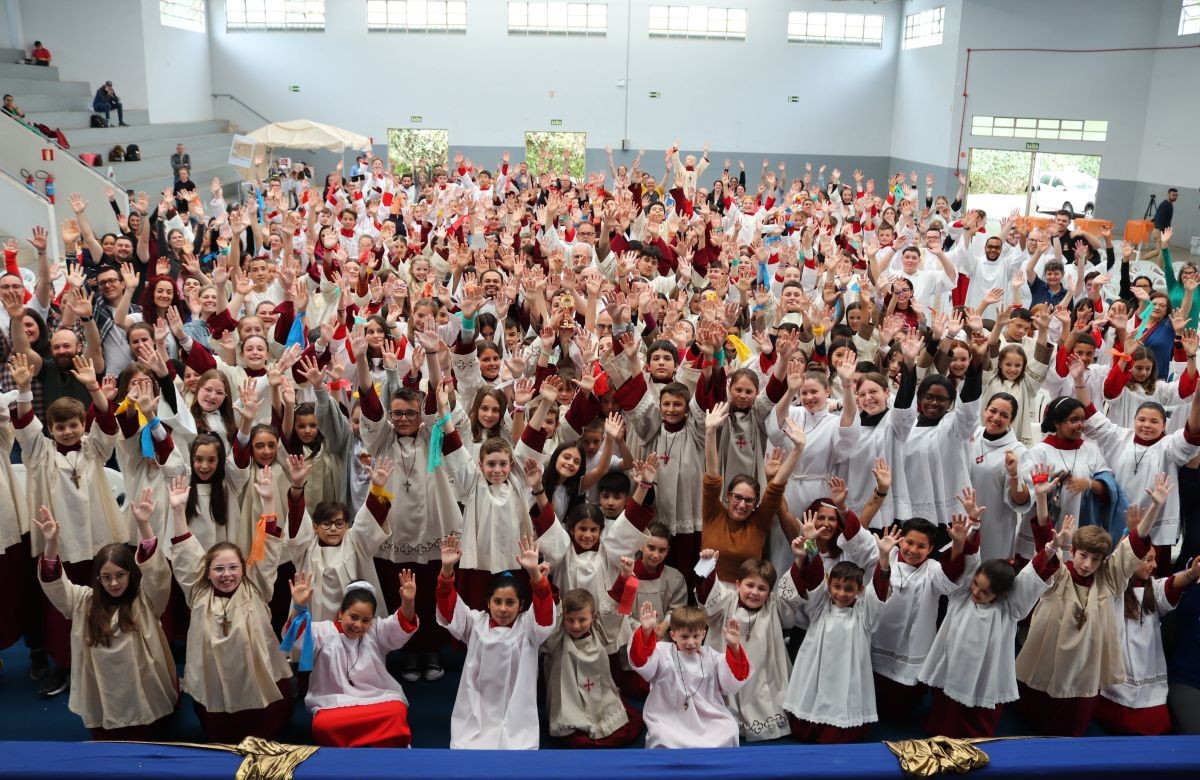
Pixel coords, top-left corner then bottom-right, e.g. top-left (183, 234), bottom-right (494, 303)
top-left (0, 112), bottom-right (125, 192)
top-left (212, 93), bottom-right (271, 126)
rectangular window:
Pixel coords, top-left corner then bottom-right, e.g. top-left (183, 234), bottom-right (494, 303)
top-left (508, 2), bottom-right (607, 35)
top-left (367, 1), bottom-right (467, 32)
top-left (648, 5), bottom-right (746, 40)
top-left (787, 11), bottom-right (883, 48)
top-left (1181, 0), bottom-right (1200, 35)
top-left (226, 0), bottom-right (324, 31)
top-left (161, 0), bottom-right (206, 32)
top-left (902, 6), bottom-right (943, 49)
top-left (971, 115), bottom-right (1108, 142)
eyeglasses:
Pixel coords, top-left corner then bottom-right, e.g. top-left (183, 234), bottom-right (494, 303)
top-left (728, 493), bottom-right (757, 506)
top-left (389, 409), bottom-right (420, 420)
top-left (210, 564), bottom-right (242, 575)
top-left (316, 518), bottom-right (349, 530)
top-left (97, 571), bottom-right (129, 585)
top-left (97, 278), bottom-right (122, 286)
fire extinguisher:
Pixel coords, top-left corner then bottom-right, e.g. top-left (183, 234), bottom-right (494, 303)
top-left (44, 173), bottom-right (55, 204)
top-left (21, 168), bottom-right (35, 191)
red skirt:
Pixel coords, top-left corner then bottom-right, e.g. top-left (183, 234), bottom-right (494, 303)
top-left (1016, 682), bottom-right (1097, 737)
top-left (560, 699), bottom-right (644, 748)
top-left (1095, 695), bottom-right (1171, 736)
top-left (924, 688), bottom-right (1003, 738)
top-left (311, 700), bottom-right (412, 748)
top-left (193, 678), bottom-right (292, 744)
top-left (873, 673), bottom-right (927, 721)
top-left (789, 716), bottom-right (869, 744)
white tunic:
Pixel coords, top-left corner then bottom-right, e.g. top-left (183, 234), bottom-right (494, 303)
top-left (289, 500), bottom-right (390, 623)
top-left (1104, 380), bottom-right (1189, 430)
top-left (967, 428), bottom-right (1034, 561)
top-left (837, 407), bottom-right (915, 529)
top-left (438, 590), bottom-right (556, 749)
top-left (304, 613), bottom-right (416, 713)
top-left (444, 441), bottom-right (540, 573)
top-left (783, 579), bottom-right (886, 728)
top-left (872, 547), bottom-right (973, 685)
top-left (701, 571), bottom-right (806, 742)
top-left (1101, 578), bottom-right (1175, 709)
top-left (631, 638), bottom-right (749, 748)
top-left (767, 406), bottom-right (859, 574)
top-left (895, 397), bottom-right (980, 526)
top-left (919, 562), bottom-right (1052, 707)
top-left (1085, 413), bottom-right (1199, 546)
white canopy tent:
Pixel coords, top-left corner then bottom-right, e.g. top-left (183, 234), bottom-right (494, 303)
top-left (234, 119), bottom-right (372, 180)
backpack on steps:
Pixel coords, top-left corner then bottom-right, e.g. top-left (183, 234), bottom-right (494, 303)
top-left (124, 144), bottom-right (140, 161)
top-left (108, 145), bottom-right (125, 162)
top-left (90, 114), bottom-right (107, 128)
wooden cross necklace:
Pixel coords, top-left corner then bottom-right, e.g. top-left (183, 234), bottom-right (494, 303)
top-left (65, 451), bottom-right (82, 489)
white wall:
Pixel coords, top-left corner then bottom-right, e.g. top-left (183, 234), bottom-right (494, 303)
top-left (1137, 0), bottom-right (1200, 187)
top-left (889, 0), bottom-right (963, 171)
top-left (140, 0), bottom-right (213, 123)
top-left (18, 0), bottom-right (149, 110)
top-left (208, 0), bottom-right (902, 157)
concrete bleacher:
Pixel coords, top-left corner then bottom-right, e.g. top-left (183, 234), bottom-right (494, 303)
top-left (0, 46), bottom-right (242, 221)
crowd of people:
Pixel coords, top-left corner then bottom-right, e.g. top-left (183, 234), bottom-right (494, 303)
top-left (0, 144), bottom-right (1198, 749)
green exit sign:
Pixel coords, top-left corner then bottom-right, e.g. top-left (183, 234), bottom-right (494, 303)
top-left (788, 95), bottom-right (799, 103)
top-left (550, 119), bottom-right (563, 126)
top-left (410, 115), bottom-right (423, 123)
top-left (648, 91), bottom-right (660, 98)
top-left (1025, 142), bottom-right (1039, 150)
top-left (288, 85), bottom-right (300, 92)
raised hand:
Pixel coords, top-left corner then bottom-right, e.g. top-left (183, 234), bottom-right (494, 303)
top-left (286, 453), bottom-right (311, 487)
top-left (872, 458), bottom-right (892, 492)
top-left (639, 600), bottom-right (659, 633)
top-left (399, 568), bottom-right (417, 602)
top-left (253, 464), bottom-right (275, 502)
top-left (877, 526), bottom-right (902, 559)
top-left (371, 456), bottom-right (394, 487)
top-left (1052, 514), bottom-right (1077, 551)
top-left (705, 401), bottom-right (730, 431)
top-left (130, 487), bottom-right (157, 529)
top-left (515, 534), bottom-right (541, 573)
top-left (723, 618), bottom-right (742, 649)
top-left (289, 571), bottom-right (313, 608)
top-left (1146, 471), bottom-right (1174, 505)
top-left (955, 486), bottom-right (985, 519)
top-left (32, 506), bottom-right (59, 545)
top-left (167, 475), bottom-right (191, 509)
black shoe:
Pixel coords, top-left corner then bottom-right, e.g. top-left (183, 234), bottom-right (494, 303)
top-left (119, 122), bottom-right (130, 127)
top-left (29, 652), bottom-right (49, 681)
top-left (39, 666), bottom-right (70, 697)
top-left (400, 653), bottom-right (420, 683)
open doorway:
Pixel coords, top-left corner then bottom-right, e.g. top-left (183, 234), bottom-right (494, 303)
top-left (524, 131), bottom-right (586, 179)
top-left (966, 148), bottom-right (1103, 221)
top-left (387, 128), bottom-right (450, 178)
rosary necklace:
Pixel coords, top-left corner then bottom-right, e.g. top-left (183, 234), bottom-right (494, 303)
top-left (672, 646), bottom-right (704, 711)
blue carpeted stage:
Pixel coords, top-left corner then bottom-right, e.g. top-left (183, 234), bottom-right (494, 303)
top-left (0, 737), bottom-right (1198, 779)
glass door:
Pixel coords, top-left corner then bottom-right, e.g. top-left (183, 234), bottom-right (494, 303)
top-left (1030, 152), bottom-right (1101, 218)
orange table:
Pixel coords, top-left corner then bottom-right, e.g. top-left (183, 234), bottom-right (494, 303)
top-left (1073, 218), bottom-right (1112, 235)
top-left (1123, 219), bottom-right (1155, 246)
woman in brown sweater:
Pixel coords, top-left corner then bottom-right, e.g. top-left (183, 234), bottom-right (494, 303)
top-left (701, 402), bottom-right (804, 582)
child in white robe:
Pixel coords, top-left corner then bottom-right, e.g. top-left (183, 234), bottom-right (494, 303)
top-left (1096, 548), bottom-right (1200, 735)
top-left (284, 571), bottom-right (419, 747)
top-left (287, 458), bottom-right (393, 624)
top-left (437, 534), bottom-right (557, 749)
top-left (11, 354), bottom-right (125, 692)
top-left (543, 567), bottom-right (643, 747)
top-left (166, 469), bottom-right (294, 743)
top-left (697, 548), bottom-right (808, 742)
top-left (629, 601), bottom-right (750, 749)
top-left (782, 534), bottom-right (892, 744)
top-left (35, 492), bottom-right (177, 739)
top-left (871, 509), bottom-right (977, 720)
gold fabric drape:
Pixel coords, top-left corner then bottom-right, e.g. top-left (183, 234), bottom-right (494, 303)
top-left (100, 738), bottom-right (318, 780)
top-left (883, 736), bottom-right (1030, 777)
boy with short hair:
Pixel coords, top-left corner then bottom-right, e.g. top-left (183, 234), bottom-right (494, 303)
top-left (696, 548), bottom-right (808, 742)
top-left (10, 354), bottom-right (126, 696)
top-left (542, 560), bottom-right (643, 748)
top-left (783, 532), bottom-right (893, 744)
top-left (629, 601), bottom-right (750, 748)
top-left (871, 508), bottom-right (979, 720)
top-left (1015, 473), bottom-right (1169, 737)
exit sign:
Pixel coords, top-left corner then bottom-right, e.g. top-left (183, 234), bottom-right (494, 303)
top-left (288, 85), bottom-right (300, 92)
top-left (410, 115), bottom-right (423, 123)
top-left (1025, 142), bottom-right (1039, 150)
top-left (788, 95), bottom-right (799, 103)
top-left (648, 91), bottom-right (660, 98)
top-left (550, 119), bottom-right (563, 126)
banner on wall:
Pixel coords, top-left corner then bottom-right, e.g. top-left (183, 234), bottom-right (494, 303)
top-left (228, 135), bottom-right (257, 168)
